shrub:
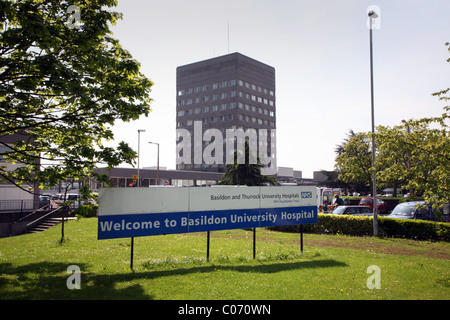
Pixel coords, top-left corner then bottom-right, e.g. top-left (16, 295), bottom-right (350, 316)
top-left (270, 213), bottom-right (450, 241)
top-left (74, 204), bottom-right (98, 218)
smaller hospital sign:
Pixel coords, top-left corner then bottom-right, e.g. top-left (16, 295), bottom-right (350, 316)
top-left (98, 186), bottom-right (317, 240)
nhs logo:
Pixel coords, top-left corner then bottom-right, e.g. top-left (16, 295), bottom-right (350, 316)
top-left (301, 192), bottom-right (312, 199)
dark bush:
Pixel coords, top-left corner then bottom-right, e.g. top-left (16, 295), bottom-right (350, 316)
top-left (74, 204), bottom-right (98, 218)
top-left (270, 213), bottom-right (450, 241)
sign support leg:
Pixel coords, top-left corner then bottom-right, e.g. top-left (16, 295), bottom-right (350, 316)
top-left (300, 225), bottom-right (304, 255)
top-left (206, 231), bottom-right (210, 262)
top-left (253, 228), bottom-right (256, 259)
top-left (130, 237), bottom-right (134, 270)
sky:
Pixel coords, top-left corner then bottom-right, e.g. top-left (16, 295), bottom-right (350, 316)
top-left (105, 0), bottom-right (450, 178)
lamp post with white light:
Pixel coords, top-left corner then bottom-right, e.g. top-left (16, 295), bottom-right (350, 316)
top-left (137, 129), bottom-right (146, 187)
top-left (148, 141), bottom-right (159, 185)
top-left (368, 10), bottom-right (379, 236)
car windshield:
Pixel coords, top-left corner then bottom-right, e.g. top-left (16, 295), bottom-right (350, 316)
top-left (333, 206), bottom-right (346, 214)
top-left (391, 204), bottom-right (416, 216)
top-left (361, 199), bottom-right (372, 204)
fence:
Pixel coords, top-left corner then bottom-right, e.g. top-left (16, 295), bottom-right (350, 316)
top-left (0, 200), bottom-right (37, 213)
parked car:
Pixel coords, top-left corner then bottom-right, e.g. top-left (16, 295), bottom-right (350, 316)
top-left (359, 197), bottom-right (389, 214)
top-left (331, 205), bottom-right (373, 216)
top-left (39, 195), bottom-right (51, 208)
top-left (50, 193), bottom-right (80, 209)
top-left (388, 201), bottom-right (445, 222)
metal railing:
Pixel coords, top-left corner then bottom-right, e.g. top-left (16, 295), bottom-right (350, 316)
top-left (0, 200), bottom-right (36, 213)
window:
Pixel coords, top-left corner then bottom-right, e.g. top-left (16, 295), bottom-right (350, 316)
top-left (212, 83), bottom-right (219, 90)
top-left (204, 106), bottom-right (210, 113)
top-left (194, 107), bottom-right (201, 114)
top-left (194, 87), bottom-right (201, 93)
top-left (220, 92), bottom-right (227, 100)
top-left (187, 120), bottom-right (193, 126)
top-left (229, 80), bottom-right (237, 86)
top-left (177, 110), bottom-right (185, 117)
top-left (269, 111), bottom-right (274, 117)
top-left (220, 104), bottom-right (227, 110)
top-left (178, 90), bottom-right (185, 96)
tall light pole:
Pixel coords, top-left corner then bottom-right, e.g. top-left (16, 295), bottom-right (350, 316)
top-left (402, 119), bottom-right (413, 197)
top-left (148, 142), bottom-right (159, 185)
top-left (137, 129), bottom-right (146, 187)
top-left (368, 10), bottom-right (379, 236)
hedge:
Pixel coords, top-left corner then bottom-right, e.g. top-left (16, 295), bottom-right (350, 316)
top-left (270, 213), bottom-right (450, 242)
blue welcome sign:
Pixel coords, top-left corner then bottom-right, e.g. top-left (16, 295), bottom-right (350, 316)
top-left (98, 186), bottom-right (317, 240)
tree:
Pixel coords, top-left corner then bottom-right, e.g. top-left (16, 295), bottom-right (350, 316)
top-left (218, 141), bottom-right (277, 186)
top-left (334, 131), bottom-right (373, 191)
top-left (376, 43), bottom-right (450, 209)
top-left (0, 0), bottom-right (153, 197)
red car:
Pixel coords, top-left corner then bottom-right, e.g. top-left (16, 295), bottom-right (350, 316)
top-left (359, 197), bottom-right (389, 214)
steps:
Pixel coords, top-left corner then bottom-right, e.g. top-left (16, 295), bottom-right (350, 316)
top-left (27, 217), bottom-right (77, 234)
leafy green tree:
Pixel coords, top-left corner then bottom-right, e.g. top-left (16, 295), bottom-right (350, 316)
top-left (334, 131), bottom-right (373, 190)
top-left (219, 141), bottom-right (277, 186)
top-left (376, 43), bottom-right (449, 208)
top-left (0, 0), bottom-right (153, 197)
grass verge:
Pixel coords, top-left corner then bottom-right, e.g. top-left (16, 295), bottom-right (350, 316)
top-left (0, 218), bottom-right (448, 300)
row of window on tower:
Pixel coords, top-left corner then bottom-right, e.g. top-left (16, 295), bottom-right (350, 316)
top-left (177, 80), bottom-right (274, 97)
top-left (177, 103), bottom-right (275, 117)
top-left (177, 91), bottom-right (275, 108)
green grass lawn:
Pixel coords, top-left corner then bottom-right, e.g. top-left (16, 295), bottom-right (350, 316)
top-left (0, 217), bottom-right (449, 300)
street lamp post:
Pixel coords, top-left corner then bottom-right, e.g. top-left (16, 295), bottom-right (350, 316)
top-left (137, 129), bottom-right (146, 187)
top-left (369, 10), bottom-right (379, 236)
top-left (148, 142), bottom-right (159, 185)
top-left (402, 120), bottom-right (413, 197)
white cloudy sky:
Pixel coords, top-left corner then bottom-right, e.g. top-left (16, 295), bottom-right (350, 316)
top-left (106, 0), bottom-right (450, 178)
